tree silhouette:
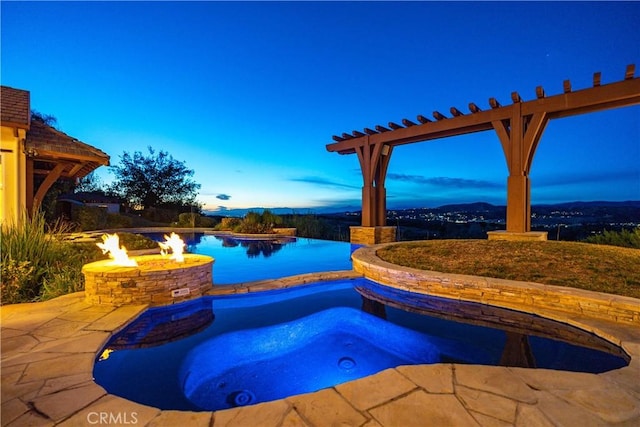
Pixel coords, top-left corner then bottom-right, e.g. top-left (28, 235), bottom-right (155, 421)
top-left (31, 110), bottom-right (58, 128)
top-left (74, 171), bottom-right (105, 194)
top-left (109, 146), bottom-right (201, 210)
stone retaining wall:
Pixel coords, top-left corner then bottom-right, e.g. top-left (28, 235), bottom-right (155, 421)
top-left (83, 254), bottom-right (214, 306)
top-left (352, 244), bottom-right (640, 325)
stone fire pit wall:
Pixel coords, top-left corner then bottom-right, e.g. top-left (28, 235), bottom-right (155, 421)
top-left (82, 254), bottom-right (214, 306)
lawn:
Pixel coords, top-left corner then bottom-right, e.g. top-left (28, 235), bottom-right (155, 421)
top-left (376, 240), bottom-right (640, 299)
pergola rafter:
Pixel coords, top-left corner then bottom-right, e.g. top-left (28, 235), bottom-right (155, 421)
top-left (327, 65), bottom-right (640, 240)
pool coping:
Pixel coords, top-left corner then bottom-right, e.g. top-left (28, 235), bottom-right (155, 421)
top-left (2, 267), bottom-right (640, 425)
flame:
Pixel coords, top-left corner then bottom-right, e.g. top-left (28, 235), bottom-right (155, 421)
top-left (96, 234), bottom-right (138, 266)
top-left (159, 232), bottom-right (186, 262)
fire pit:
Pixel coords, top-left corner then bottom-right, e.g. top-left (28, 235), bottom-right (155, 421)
top-left (83, 233), bottom-right (214, 306)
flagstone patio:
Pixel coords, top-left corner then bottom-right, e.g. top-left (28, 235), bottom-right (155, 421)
top-left (2, 271), bottom-right (639, 426)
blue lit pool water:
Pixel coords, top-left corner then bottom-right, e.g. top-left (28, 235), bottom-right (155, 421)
top-left (94, 279), bottom-right (629, 412)
top-left (145, 233), bottom-right (354, 284)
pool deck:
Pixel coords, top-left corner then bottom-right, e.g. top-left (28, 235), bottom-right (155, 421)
top-left (2, 268), bottom-right (640, 426)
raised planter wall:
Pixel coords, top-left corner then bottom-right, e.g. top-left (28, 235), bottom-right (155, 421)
top-left (352, 244), bottom-right (640, 325)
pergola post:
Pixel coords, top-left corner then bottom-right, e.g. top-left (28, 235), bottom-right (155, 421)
top-left (490, 103), bottom-right (549, 240)
top-left (361, 184), bottom-right (375, 227)
top-left (351, 137), bottom-right (397, 244)
top-left (505, 174), bottom-right (531, 233)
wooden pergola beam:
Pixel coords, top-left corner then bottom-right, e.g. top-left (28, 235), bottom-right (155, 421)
top-left (522, 78), bottom-right (640, 118)
top-left (328, 106), bottom-right (510, 153)
top-left (327, 72), bottom-right (640, 154)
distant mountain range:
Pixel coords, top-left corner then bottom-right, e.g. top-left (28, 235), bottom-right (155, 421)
top-left (203, 206), bottom-right (348, 217)
top-left (204, 201), bottom-right (640, 217)
top-left (532, 201), bottom-right (640, 209)
top-left (432, 200), bottom-right (640, 212)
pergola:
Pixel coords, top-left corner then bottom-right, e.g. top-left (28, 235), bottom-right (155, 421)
top-left (326, 65), bottom-right (640, 243)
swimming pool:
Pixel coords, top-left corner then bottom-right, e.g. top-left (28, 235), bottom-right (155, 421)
top-left (145, 233), bottom-right (354, 284)
top-left (93, 278), bottom-right (629, 412)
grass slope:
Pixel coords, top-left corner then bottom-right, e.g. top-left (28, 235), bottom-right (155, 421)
top-left (376, 240), bottom-right (640, 299)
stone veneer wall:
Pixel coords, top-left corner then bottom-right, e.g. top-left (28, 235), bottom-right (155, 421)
top-left (350, 226), bottom-right (397, 245)
top-left (487, 230), bottom-right (548, 241)
top-left (352, 244), bottom-right (640, 326)
top-left (83, 254), bottom-right (213, 306)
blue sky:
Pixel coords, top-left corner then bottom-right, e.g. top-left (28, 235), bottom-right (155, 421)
top-left (2, 1), bottom-right (639, 213)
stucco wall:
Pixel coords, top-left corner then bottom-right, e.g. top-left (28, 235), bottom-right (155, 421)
top-left (0, 126), bottom-right (27, 224)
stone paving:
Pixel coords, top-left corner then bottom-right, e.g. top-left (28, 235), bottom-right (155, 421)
top-left (2, 271), bottom-right (640, 426)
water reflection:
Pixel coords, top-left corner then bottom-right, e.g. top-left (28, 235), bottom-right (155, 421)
top-left (361, 297), bottom-right (387, 320)
top-left (104, 299), bottom-right (214, 351)
top-left (356, 283), bottom-right (629, 368)
top-left (500, 332), bottom-right (536, 368)
top-left (144, 232), bottom-right (205, 250)
top-left (213, 236), bottom-right (296, 258)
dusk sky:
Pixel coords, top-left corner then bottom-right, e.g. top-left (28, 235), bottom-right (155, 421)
top-left (2, 1), bottom-right (639, 214)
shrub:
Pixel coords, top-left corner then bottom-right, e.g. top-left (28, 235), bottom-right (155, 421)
top-left (73, 205), bottom-right (108, 231)
top-left (236, 211), bottom-right (264, 233)
top-left (583, 227), bottom-right (640, 249)
top-left (117, 233), bottom-right (159, 250)
top-left (282, 214), bottom-right (333, 240)
top-left (1, 212), bottom-right (75, 303)
top-left (175, 213), bottom-right (218, 228)
top-left (140, 207), bottom-right (178, 224)
top-left (1, 259), bottom-right (34, 304)
top-left (215, 217), bottom-right (242, 231)
top-left (41, 270), bottom-right (83, 301)
top-left (106, 213), bottom-right (133, 229)
top-left (0, 211), bottom-right (107, 304)
top-left (261, 209), bottom-right (283, 228)
top-left (176, 212), bottom-right (197, 227)
top-left (198, 216), bottom-right (217, 227)
top-left (214, 212), bottom-right (283, 234)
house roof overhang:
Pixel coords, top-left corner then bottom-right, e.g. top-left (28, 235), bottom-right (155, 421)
top-left (26, 119), bottom-right (110, 180)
